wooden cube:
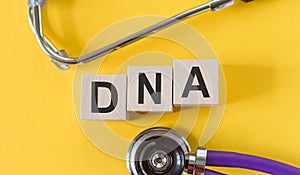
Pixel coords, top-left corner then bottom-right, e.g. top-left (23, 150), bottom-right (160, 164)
top-left (173, 60), bottom-right (218, 106)
top-left (127, 66), bottom-right (173, 112)
top-left (81, 74), bottom-right (127, 120)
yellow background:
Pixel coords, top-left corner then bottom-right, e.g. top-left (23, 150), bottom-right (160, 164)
top-left (1, 0), bottom-right (300, 174)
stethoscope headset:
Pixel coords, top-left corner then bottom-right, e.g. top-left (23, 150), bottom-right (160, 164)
top-left (28, 0), bottom-right (300, 174)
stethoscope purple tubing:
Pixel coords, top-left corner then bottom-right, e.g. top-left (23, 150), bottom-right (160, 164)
top-left (204, 150), bottom-right (300, 175)
top-left (205, 169), bottom-right (225, 175)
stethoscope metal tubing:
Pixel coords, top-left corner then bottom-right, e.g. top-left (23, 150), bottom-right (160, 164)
top-left (28, 0), bottom-right (234, 69)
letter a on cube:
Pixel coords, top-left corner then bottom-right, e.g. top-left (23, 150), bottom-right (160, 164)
top-left (81, 74), bottom-right (127, 120)
top-left (127, 66), bottom-right (173, 112)
top-left (173, 60), bottom-right (218, 106)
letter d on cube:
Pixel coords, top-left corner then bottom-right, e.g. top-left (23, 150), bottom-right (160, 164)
top-left (81, 75), bottom-right (127, 120)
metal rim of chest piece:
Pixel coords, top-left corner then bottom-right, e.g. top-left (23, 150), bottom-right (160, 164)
top-left (126, 127), bottom-right (191, 175)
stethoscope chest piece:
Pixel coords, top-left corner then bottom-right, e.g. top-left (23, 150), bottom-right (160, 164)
top-left (126, 127), bottom-right (191, 175)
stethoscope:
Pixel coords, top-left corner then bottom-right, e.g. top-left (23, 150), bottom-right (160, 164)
top-left (127, 127), bottom-right (300, 175)
top-left (29, 0), bottom-right (249, 71)
top-left (28, 1), bottom-right (300, 174)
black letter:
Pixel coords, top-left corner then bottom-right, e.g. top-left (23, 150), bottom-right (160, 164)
top-left (138, 73), bottom-right (162, 104)
top-left (91, 82), bottom-right (118, 113)
top-left (182, 67), bottom-right (210, 98)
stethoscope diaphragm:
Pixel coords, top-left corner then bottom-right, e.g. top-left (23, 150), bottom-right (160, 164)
top-left (126, 127), bottom-right (190, 175)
